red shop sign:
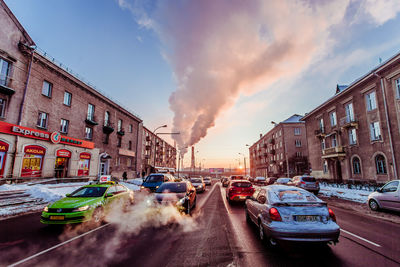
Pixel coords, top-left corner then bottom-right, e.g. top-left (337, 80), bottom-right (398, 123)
top-left (24, 145), bottom-right (46, 155)
top-left (57, 149), bottom-right (71, 158)
top-left (80, 152), bottom-right (91, 159)
top-left (0, 141), bottom-right (9, 152)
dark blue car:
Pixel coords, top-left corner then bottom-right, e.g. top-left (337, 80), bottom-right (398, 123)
top-left (141, 173), bottom-right (174, 192)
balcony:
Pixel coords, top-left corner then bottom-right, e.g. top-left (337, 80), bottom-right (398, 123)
top-left (322, 146), bottom-right (346, 159)
top-left (314, 128), bottom-right (326, 138)
top-left (117, 128), bottom-right (125, 136)
top-left (85, 115), bottom-right (98, 126)
top-left (340, 116), bottom-right (358, 129)
top-left (263, 152), bottom-right (268, 157)
top-left (102, 122), bottom-right (114, 134)
top-left (270, 149), bottom-right (276, 155)
top-left (145, 145), bottom-right (152, 150)
top-left (0, 76), bottom-right (15, 95)
top-left (269, 138), bottom-right (275, 145)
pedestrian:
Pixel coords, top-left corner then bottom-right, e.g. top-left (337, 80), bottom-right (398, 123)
top-left (122, 171), bottom-right (127, 182)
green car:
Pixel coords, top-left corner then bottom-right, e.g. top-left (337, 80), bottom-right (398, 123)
top-left (40, 182), bottom-right (134, 225)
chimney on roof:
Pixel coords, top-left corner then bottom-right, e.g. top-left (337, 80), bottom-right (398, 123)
top-left (260, 134), bottom-right (262, 138)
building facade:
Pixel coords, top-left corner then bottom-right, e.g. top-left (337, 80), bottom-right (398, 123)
top-left (0, 0), bottom-right (145, 180)
top-left (302, 52), bottom-right (400, 184)
top-left (249, 115), bottom-right (309, 178)
top-left (141, 126), bottom-right (177, 176)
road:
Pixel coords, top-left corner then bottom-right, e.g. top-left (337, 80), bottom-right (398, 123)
top-left (0, 180), bottom-right (399, 267)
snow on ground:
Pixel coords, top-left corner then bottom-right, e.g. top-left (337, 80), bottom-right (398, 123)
top-left (319, 184), bottom-right (370, 203)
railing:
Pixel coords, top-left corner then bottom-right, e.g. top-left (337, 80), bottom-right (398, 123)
top-left (322, 146), bottom-right (344, 155)
top-left (339, 115), bottom-right (358, 127)
top-left (314, 128), bottom-right (325, 136)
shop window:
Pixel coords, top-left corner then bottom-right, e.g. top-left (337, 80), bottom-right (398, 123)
top-left (37, 112), bottom-right (48, 129)
top-left (0, 141), bottom-right (9, 178)
top-left (0, 98), bottom-right (6, 118)
top-left (87, 104), bottom-right (95, 121)
top-left (352, 157), bottom-right (361, 174)
top-left (0, 58), bottom-right (11, 86)
top-left (370, 121), bottom-right (381, 141)
top-left (366, 91), bottom-right (377, 111)
top-left (21, 145), bottom-right (45, 177)
top-left (64, 91), bottom-right (72, 106)
top-left (85, 127), bottom-right (93, 140)
top-left (375, 154), bottom-right (387, 174)
top-left (42, 80), bottom-right (52, 97)
top-left (78, 153), bottom-right (91, 176)
top-left (60, 119), bottom-right (69, 133)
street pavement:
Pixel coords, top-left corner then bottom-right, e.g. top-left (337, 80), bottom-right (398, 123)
top-left (0, 180), bottom-right (399, 267)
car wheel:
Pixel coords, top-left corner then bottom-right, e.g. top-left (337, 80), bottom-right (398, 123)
top-left (92, 208), bottom-right (104, 225)
top-left (369, 199), bottom-right (379, 211)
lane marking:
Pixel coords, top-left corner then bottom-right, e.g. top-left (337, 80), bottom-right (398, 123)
top-left (196, 182), bottom-right (218, 210)
top-left (341, 229), bottom-right (381, 248)
top-left (8, 223), bottom-right (111, 267)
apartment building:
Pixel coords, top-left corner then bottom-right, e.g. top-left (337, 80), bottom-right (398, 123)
top-left (0, 0), bottom-right (143, 179)
top-left (249, 115), bottom-right (309, 178)
top-left (302, 52), bottom-right (400, 184)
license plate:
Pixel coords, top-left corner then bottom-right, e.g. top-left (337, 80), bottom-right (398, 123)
top-left (295, 215), bottom-right (320, 222)
top-left (50, 215), bottom-right (65, 220)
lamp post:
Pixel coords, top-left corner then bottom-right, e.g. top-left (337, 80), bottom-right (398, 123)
top-left (238, 152), bottom-right (246, 176)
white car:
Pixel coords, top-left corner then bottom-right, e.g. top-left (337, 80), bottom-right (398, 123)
top-left (254, 176), bottom-right (266, 185)
top-left (368, 180), bottom-right (400, 211)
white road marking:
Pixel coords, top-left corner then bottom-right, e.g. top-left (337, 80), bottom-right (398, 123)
top-left (197, 182), bottom-right (218, 210)
top-left (341, 229), bottom-right (381, 247)
top-left (8, 223), bottom-right (111, 267)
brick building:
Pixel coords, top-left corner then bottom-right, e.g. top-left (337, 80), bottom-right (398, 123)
top-left (302, 51), bottom-right (400, 184)
top-left (249, 115), bottom-right (309, 178)
top-left (141, 126), bottom-right (177, 176)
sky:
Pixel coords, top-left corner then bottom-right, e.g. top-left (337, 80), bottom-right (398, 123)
top-left (5, 0), bottom-right (400, 168)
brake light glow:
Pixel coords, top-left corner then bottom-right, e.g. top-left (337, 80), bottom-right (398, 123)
top-left (269, 207), bottom-right (282, 221)
top-left (328, 208), bottom-right (336, 222)
top-left (300, 181), bottom-right (306, 185)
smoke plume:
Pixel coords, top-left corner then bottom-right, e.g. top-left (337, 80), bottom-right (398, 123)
top-left (118, 0), bottom-right (400, 152)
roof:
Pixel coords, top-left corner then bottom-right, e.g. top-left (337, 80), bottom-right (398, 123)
top-left (281, 114), bottom-right (304, 124)
top-left (335, 84), bottom-right (348, 95)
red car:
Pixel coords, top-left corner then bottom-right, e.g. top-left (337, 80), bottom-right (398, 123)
top-left (226, 180), bottom-right (255, 203)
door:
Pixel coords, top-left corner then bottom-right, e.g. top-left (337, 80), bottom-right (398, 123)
top-left (335, 160), bottom-right (343, 184)
top-left (55, 157), bottom-right (69, 178)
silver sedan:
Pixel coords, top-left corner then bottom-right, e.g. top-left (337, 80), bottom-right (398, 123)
top-left (245, 185), bottom-right (340, 247)
top-left (368, 180), bottom-right (400, 212)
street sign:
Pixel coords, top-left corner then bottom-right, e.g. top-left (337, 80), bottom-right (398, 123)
top-left (99, 175), bottom-right (111, 183)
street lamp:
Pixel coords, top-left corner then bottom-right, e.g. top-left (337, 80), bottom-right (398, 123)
top-left (238, 152), bottom-right (247, 176)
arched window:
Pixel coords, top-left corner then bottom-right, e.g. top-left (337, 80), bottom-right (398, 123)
top-left (375, 154), bottom-right (387, 174)
top-left (104, 111), bottom-right (110, 126)
top-left (352, 157), bottom-right (361, 174)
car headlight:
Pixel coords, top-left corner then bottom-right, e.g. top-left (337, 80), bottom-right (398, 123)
top-left (72, 205), bottom-right (89, 212)
top-left (156, 186), bottom-right (159, 189)
top-left (141, 186), bottom-right (145, 189)
top-left (43, 206), bottom-right (48, 212)
top-left (176, 196), bottom-right (188, 206)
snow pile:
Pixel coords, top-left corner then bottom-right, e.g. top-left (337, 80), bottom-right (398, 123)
top-left (130, 178), bottom-right (143, 186)
top-left (319, 184), bottom-right (370, 203)
top-left (25, 185), bottom-right (82, 203)
top-left (120, 182), bottom-right (141, 191)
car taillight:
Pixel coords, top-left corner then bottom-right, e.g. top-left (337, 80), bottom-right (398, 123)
top-left (316, 181), bottom-right (319, 186)
top-left (300, 181), bottom-right (306, 185)
top-left (328, 208), bottom-right (336, 222)
top-left (269, 207), bottom-right (282, 221)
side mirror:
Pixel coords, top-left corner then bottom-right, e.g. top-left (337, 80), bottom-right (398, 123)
top-left (66, 193), bottom-right (71, 197)
top-left (376, 188), bottom-right (382, 193)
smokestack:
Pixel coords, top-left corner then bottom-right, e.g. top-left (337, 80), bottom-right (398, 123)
top-left (191, 146), bottom-right (195, 169)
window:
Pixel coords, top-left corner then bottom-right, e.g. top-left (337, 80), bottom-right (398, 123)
top-left (37, 112), bottom-right (48, 128)
top-left (366, 91), bottom-right (377, 111)
top-left (279, 130), bottom-right (282, 136)
top-left (321, 139), bottom-right (326, 150)
top-left (60, 119), bottom-right (69, 133)
top-left (345, 102), bottom-right (354, 122)
top-left (332, 134), bottom-right (337, 147)
top-left (330, 112), bottom-right (337, 126)
top-left (381, 181), bottom-right (399, 192)
top-left (128, 140), bottom-right (132, 150)
top-left (117, 136), bottom-right (122, 147)
top-left (396, 78), bottom-right (400, 99)
top-left (87, 104), bottom-right (95, 121)
top-left (375, 154), bottom-right (387, 174)
top-left (294, 128), bottom-right (301, 135)
top-left (280, 141), bottom-right (282, 148)
top-left (319, 118), bottom-right (324, 132)
top-left (118, 119), bottom-right (122, 132)
top-left (352, 157), bottom-right (361, 174)
top-left (0, 98), bottom-right (6, 117)
top-left (104, 111), bottom-right (110, 126)
top-left (296, 151), bottom-right (302, 157)
top-left (349, 128), bottom-right (357, 145)
top-left (323, 160), bottom-right (328, 174)
top-left (295, 140), bottom-right (302, 147)
top-left (42, 81), bottom-right (52, 97)
top-left (63, 91), bottom-right (72, 106)
top-left (85, 127), bottom-right (93, 140)
top-left (370, 121), bottom-right (381, 141)
top-left (0, 58), bottom-right (11, 86)
top-left (129, 124), bottom-right (133, 133)
top-left (280, 153), bottom-right (283, 160)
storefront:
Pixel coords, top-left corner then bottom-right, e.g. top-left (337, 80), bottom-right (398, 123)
top-left (78, 152), bottom-right (91, 176)
top-left (21, 145), bottom-right (46, 177)
top-left (55, 149), bottom-right (71, 178)
top-left (0, 141), bottom-right (9, 178)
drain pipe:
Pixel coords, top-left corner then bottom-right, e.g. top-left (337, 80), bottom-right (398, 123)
top-left (375, 73), bottom-right (398, 179)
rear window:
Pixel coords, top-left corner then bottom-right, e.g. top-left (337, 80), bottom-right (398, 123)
top-left (145, 175), bottom-right (163, 183)
top-left (232, 182), bottom-right (251, 188)
top-left (231, 176), bottom-right (244, 180)
top-left (302, 177), bottom-right (316, 182)
top-left (270, 189), bottom-right (318, 203)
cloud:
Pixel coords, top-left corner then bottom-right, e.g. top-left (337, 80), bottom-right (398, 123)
top-left (117, 0), bottom-right (400, 154)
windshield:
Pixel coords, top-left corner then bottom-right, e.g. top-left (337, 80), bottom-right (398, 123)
top-left (270, 189), bottom-right (318, 203)
top-left (156, 183), bottom-right (187, 193)
top-left (69, 187), bottom-right (107, 197)
top-left (190, 178), bottom-right (202, 183)
top-left (145, 175), bottom-right (163, 183)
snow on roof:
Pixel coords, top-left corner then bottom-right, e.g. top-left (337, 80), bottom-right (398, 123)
top-left (280, 114), bottom-right (304, 124)
top-left (335, 84), bottom-right (349, 95)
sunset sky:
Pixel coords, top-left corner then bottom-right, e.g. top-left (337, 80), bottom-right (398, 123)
top-left (6, 0), bottom-right (400, 168)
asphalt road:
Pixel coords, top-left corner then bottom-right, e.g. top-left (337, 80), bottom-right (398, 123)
top-left (0, 180), bottom-right (399, 267)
